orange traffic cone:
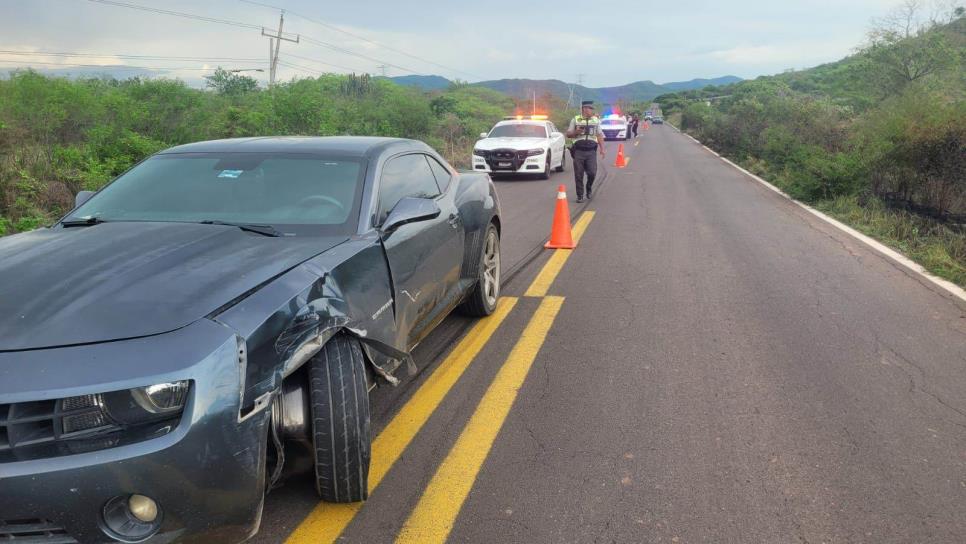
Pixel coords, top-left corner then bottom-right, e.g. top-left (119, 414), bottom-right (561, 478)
top-left (544, 185), bottom-right (576, 249)
top-left (614, 144), bottom-right (626, 168)
top-left (644, 121), bottom-right (649, 131)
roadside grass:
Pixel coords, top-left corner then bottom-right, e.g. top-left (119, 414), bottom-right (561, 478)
top-left (725, 153), bottom-right (966, 288)
top-left (813, 195), bottom-right (966, 287)
top-left (666, 112), bottom-right (682, 127)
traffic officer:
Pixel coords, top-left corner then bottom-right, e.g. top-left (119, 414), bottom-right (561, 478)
top-left (565, 100), bottom-right (605, 202)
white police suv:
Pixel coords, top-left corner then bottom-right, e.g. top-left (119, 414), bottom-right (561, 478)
top-left (600, 114), bottom-right (630, 140)
top-left (472, 116), bottom-right (566, 179)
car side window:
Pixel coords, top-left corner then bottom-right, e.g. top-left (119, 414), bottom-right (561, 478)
top-left (425, 156), bottom-right (453, 192)
top-left (377, 153), bottom-right (441, 224)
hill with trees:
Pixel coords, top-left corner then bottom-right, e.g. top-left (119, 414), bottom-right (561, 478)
top-left (390, 75), bottom-right (744, 102)
top-left (657, 5), bottom-right (966, 285)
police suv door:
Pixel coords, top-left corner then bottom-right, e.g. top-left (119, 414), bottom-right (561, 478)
top-left (548, 122), bottom-right (566, 168)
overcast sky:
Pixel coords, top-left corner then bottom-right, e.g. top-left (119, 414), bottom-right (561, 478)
top-left (0, 0), bottom-right (909, 87)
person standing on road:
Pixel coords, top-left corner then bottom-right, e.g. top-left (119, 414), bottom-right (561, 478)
top-left (566, 100), bottom-right (605, 203)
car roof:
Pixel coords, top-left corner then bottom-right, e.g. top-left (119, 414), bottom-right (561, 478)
top-left (159, 136), bottom-right (431, 158)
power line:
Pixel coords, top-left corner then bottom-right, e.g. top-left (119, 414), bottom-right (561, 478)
top-left (275, 59), bottom-right (326, 76)
top-left (0, 60), bottom-right (231, 72)
top-left (0, 49), bottom-right (265, 63)
top-left (87, 0), bottom-right (261, 30)
top-left (238, 0), bottom-right (480, 79)
top-left (298, 35), bottom-right (418, 74)
top-left (279, 52), bottom-right (365, 73)
top-left (86, 0), bottom-right (420, 76)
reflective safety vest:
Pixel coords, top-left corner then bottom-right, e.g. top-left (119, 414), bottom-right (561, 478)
top-left (569, 114), bottom-right (601, 149)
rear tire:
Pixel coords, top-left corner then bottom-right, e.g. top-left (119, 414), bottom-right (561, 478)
top-left (309, 335), bottom-right (370, 503)
top-left (458, 223), bottom-right (500, 317)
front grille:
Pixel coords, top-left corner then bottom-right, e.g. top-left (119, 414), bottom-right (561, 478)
top-left (0, 396), bottom-right (127, 463)
top-left (0, 519), bottom-right (78, 543)
top-left (484, 148), bottom-right (528, 171)
top-left (0, 397), bottom-right (116, 454)
top-left (603, 129), bottom-right (622, 138)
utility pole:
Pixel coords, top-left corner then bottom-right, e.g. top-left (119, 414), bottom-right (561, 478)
top-left (377, 65), bottom-right (387, 77)
top-left (576, 73), bottom-right (585, 109)
top-left (261, 10), bottom-right (299, 86)
top-left (567, 73), bottom-right (585, 111)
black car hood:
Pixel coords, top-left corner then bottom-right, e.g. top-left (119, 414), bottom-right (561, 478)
top-left (0, 222), bottom-right (348, 351)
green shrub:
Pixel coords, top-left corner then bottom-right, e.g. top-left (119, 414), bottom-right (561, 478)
top-left (0, 71), bottom-right (515, 233)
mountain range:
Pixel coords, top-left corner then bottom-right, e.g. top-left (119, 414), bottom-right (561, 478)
top-left (388, 75), bottom-right (743, 103)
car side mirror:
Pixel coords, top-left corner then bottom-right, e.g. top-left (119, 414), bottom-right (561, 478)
top-left (75, 190), bottom-right (95, 208)
top-left (479, 132), bottom-right (488, 138)
top-left (382, 197), bottom-right (441, 233)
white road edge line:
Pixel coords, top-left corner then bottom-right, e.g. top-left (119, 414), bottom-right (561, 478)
top-left (674, 125), bottom-right (966, 303)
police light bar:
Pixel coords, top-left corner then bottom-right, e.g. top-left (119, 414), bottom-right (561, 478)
top-left (502, 115), bottom-right (550, 120)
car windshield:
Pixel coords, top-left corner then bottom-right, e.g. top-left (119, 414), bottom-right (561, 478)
top-left (488, 124), bottom-right (547, 138)
top-left (65, 152), bottom-right (365, 235)
top-left (602, 119), bottom-right (625, 125)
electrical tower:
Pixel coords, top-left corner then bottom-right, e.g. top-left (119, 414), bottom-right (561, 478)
top-left (261, 10), bottom-right (299, 86)
top-left (567, 73), bottom-right (585, 110)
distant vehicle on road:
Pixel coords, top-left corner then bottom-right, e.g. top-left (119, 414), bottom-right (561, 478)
top-left (0, 136), bottom-right (502, 543)
top-left (600, 114), bottom-right (630, 140)
top-left (652, 116), bottom-right (664, 124)
top-left (644, 112), bottom-right (653, 121)
top-left (473, 115), bottom-right (566, 179)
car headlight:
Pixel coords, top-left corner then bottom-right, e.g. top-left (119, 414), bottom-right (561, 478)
top-left (526, 148), bottom-right (545, 156)
top-left (473, 149), bottom-right (488, 157)
top-left (61, 381), bottom-right (190, 434)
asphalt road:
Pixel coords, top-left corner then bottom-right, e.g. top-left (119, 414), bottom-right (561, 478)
top-left (255, 124), bottom-right (966, 543)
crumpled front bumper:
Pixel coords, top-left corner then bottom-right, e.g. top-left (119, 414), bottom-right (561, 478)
top-left (0, 320), bottom-right (271, 543)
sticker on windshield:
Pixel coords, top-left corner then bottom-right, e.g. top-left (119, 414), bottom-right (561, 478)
top-left (218, 169), bottom-right (244, 179)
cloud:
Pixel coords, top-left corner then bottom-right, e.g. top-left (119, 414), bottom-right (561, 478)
top-left (708, 38), bottom-right (862, 67)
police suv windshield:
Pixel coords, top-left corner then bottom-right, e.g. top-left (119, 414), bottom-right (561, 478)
top-left (488, 124), bottom-right (548, 138)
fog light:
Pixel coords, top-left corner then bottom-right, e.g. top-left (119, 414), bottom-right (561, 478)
top-left (102, 494), bottom-right (163, 541)
top-left (128, 495), bottom-right (158, 523)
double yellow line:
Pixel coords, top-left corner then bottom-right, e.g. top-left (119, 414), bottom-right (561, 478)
top-left (286, 211), bottom-right (596, 544)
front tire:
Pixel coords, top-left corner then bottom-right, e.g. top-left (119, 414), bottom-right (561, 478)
top-left (539, 154), bottom-right (551, 180)
top-left (309, 335), bottom-right (371, 503)
top-left (459, 223), bottom-right (500, 317)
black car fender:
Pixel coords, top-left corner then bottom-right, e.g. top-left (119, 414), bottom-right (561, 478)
top-left (454, 172), bottom-right (501, 281)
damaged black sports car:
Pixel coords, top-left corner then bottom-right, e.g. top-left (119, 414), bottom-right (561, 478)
top-left (0, 137), bottom-right (502, 543)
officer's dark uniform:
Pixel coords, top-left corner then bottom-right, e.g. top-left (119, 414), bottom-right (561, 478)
top-left (567, 102), bottom-right (603, 202)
